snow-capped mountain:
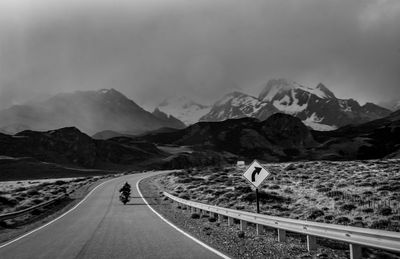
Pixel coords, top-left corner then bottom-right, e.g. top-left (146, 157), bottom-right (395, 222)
top-left (156, 97), bottom-right (211, 126)
top-left (0, 89), bottom-right (185, 134)
top-left (200, 79), bottom-right (391, 131)
top-left (200, 92), bottom-right (278, 122)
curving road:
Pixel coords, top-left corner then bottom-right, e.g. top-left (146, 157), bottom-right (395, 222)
top-left (0, 171), bottom-right (226, 259)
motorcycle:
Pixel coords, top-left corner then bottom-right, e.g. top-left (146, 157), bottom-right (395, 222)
top-left (119, 182), bottom-right (131, 205)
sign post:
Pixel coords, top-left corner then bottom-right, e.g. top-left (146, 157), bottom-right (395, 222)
top-left (243, 160), bottom-right (271, 214)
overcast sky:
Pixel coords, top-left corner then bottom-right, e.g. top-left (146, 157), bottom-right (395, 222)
top-left (0, 0), bottom-right (399, 109)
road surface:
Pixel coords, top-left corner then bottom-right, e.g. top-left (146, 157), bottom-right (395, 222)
top-left (0, 171), bottom-right (226, 259)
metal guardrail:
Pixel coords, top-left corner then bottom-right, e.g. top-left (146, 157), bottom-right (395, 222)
top-left (0, 194), bottom-right (67, 221)
top-left (164, 192), bottom-right (400, 259)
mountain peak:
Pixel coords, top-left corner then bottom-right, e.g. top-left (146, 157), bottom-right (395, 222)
top-left (259, 79), bottom-right (337, 102)
top-left (97, 88), bottom-right (127, 99)
top-left (259, 79), bottom-right (301, 101)
top-left (316, 83), bottom-right (335, 98)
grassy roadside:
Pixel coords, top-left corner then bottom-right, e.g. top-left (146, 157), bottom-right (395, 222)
top-left (139, 175), bottom-right (351, 259)
top-left (0, 175), bottom-right (118, 245)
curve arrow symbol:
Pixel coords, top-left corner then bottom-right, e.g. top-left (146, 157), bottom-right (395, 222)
top-left (251, 167), bottom-right (262, 182)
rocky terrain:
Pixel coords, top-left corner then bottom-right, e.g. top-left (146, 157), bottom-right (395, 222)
top-left (0, 127), bottom-right (167, 178)
top-left (137, 109), bottom-right (400, 161)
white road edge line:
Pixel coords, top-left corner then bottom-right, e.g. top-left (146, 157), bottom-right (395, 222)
top-left (137, 177), bottom-right (232, 259)
top-left (0, 176), bottom-right (120, 249)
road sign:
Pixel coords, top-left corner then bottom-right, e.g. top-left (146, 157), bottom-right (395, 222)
top-left (243, 160), bottom-right (270, 188)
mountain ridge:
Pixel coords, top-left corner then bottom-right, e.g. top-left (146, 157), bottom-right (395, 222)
top-left (199, 78), bottom-right (391, 130)
top-left (0, 88), bottom-right (185, 135)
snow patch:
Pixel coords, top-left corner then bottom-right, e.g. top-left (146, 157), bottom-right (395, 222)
top-left (272, 90), bottom-right (308, 114)
top-left (99, 89), bottom-right (110, 94)
top-left (303, 120), bottom-right (337, 131)
top-left (157, 96), bottom-right (211, 125)
top-left (261, 79), bottom-right (331, 102)
top-left (303, 112), bottom-right (336, 131)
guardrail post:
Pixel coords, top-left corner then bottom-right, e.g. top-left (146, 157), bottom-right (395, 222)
top-left (278, 229), bottom-right (286, 242)
top-left (228, 217), bottom-right (233, 226)
top-left (349, 244), bottom-right (362, 259)
top-left (218, 214), bottom-right (223, 223)
top-left (240, 220), bottom-right (247, 231)
top-left (307, 235), bottom-right (317, 251)
top-left (256, 224), bottom-right (262, 235)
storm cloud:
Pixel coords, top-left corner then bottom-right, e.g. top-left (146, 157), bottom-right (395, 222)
top-left (0, 0), bottom-right (399, 109)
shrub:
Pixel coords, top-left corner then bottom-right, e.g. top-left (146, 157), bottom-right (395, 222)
top-left (235, 205), bottom-right (245, 210)
top-left (317, 187), bottom-right (331, 193)
top-left (335, 217), bottom-right (350, 225)
top-left (390, 215), bottom-right (400, 221)
top-left (176, 178), bottom-right (192, 183)
top-left (237, 231), bottom-right (245, 238)
top-left (324, 215), bottom-right (334, 221)
top-left (191, 213), bottom-right (200, 219)
top-left (285, 163), bottom-right (296, 170)
top-left (340, 204), bottom-right (357, 212)
top-left (283, 188), bottom-right (293, 194)
top-left (326, 191), bottom-right (343, 198)
top-left (378, 207), bottom-right (392, 216)
top-left (362, 208), bottom-right (374, 213)
top-left (307, 209), bottom-right (324, 220)
top-left (26, 189), bottom-right (40, 196)
top-left (0, 196), bottom-right (18, 206)
top-left (32, 198), bottom-right (43, 204)
top-left (370, 220), bottom-right (390, 230)
top-left (208, 217), bottom-right (217, 222)
top-left (178, 193), bottom-right (190, 200)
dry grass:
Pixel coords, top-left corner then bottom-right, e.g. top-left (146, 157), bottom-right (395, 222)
top-left (157, 159), bottom-right (400, 232)
top-left (0, 177), bottom-right (101, 215)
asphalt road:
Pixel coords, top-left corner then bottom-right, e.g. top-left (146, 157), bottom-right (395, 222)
top-left (0, 171), bottom-right (225, 259)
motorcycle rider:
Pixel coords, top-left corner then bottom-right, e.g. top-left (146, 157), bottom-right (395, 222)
top-left (119, 182), bottom-right (131, 205)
